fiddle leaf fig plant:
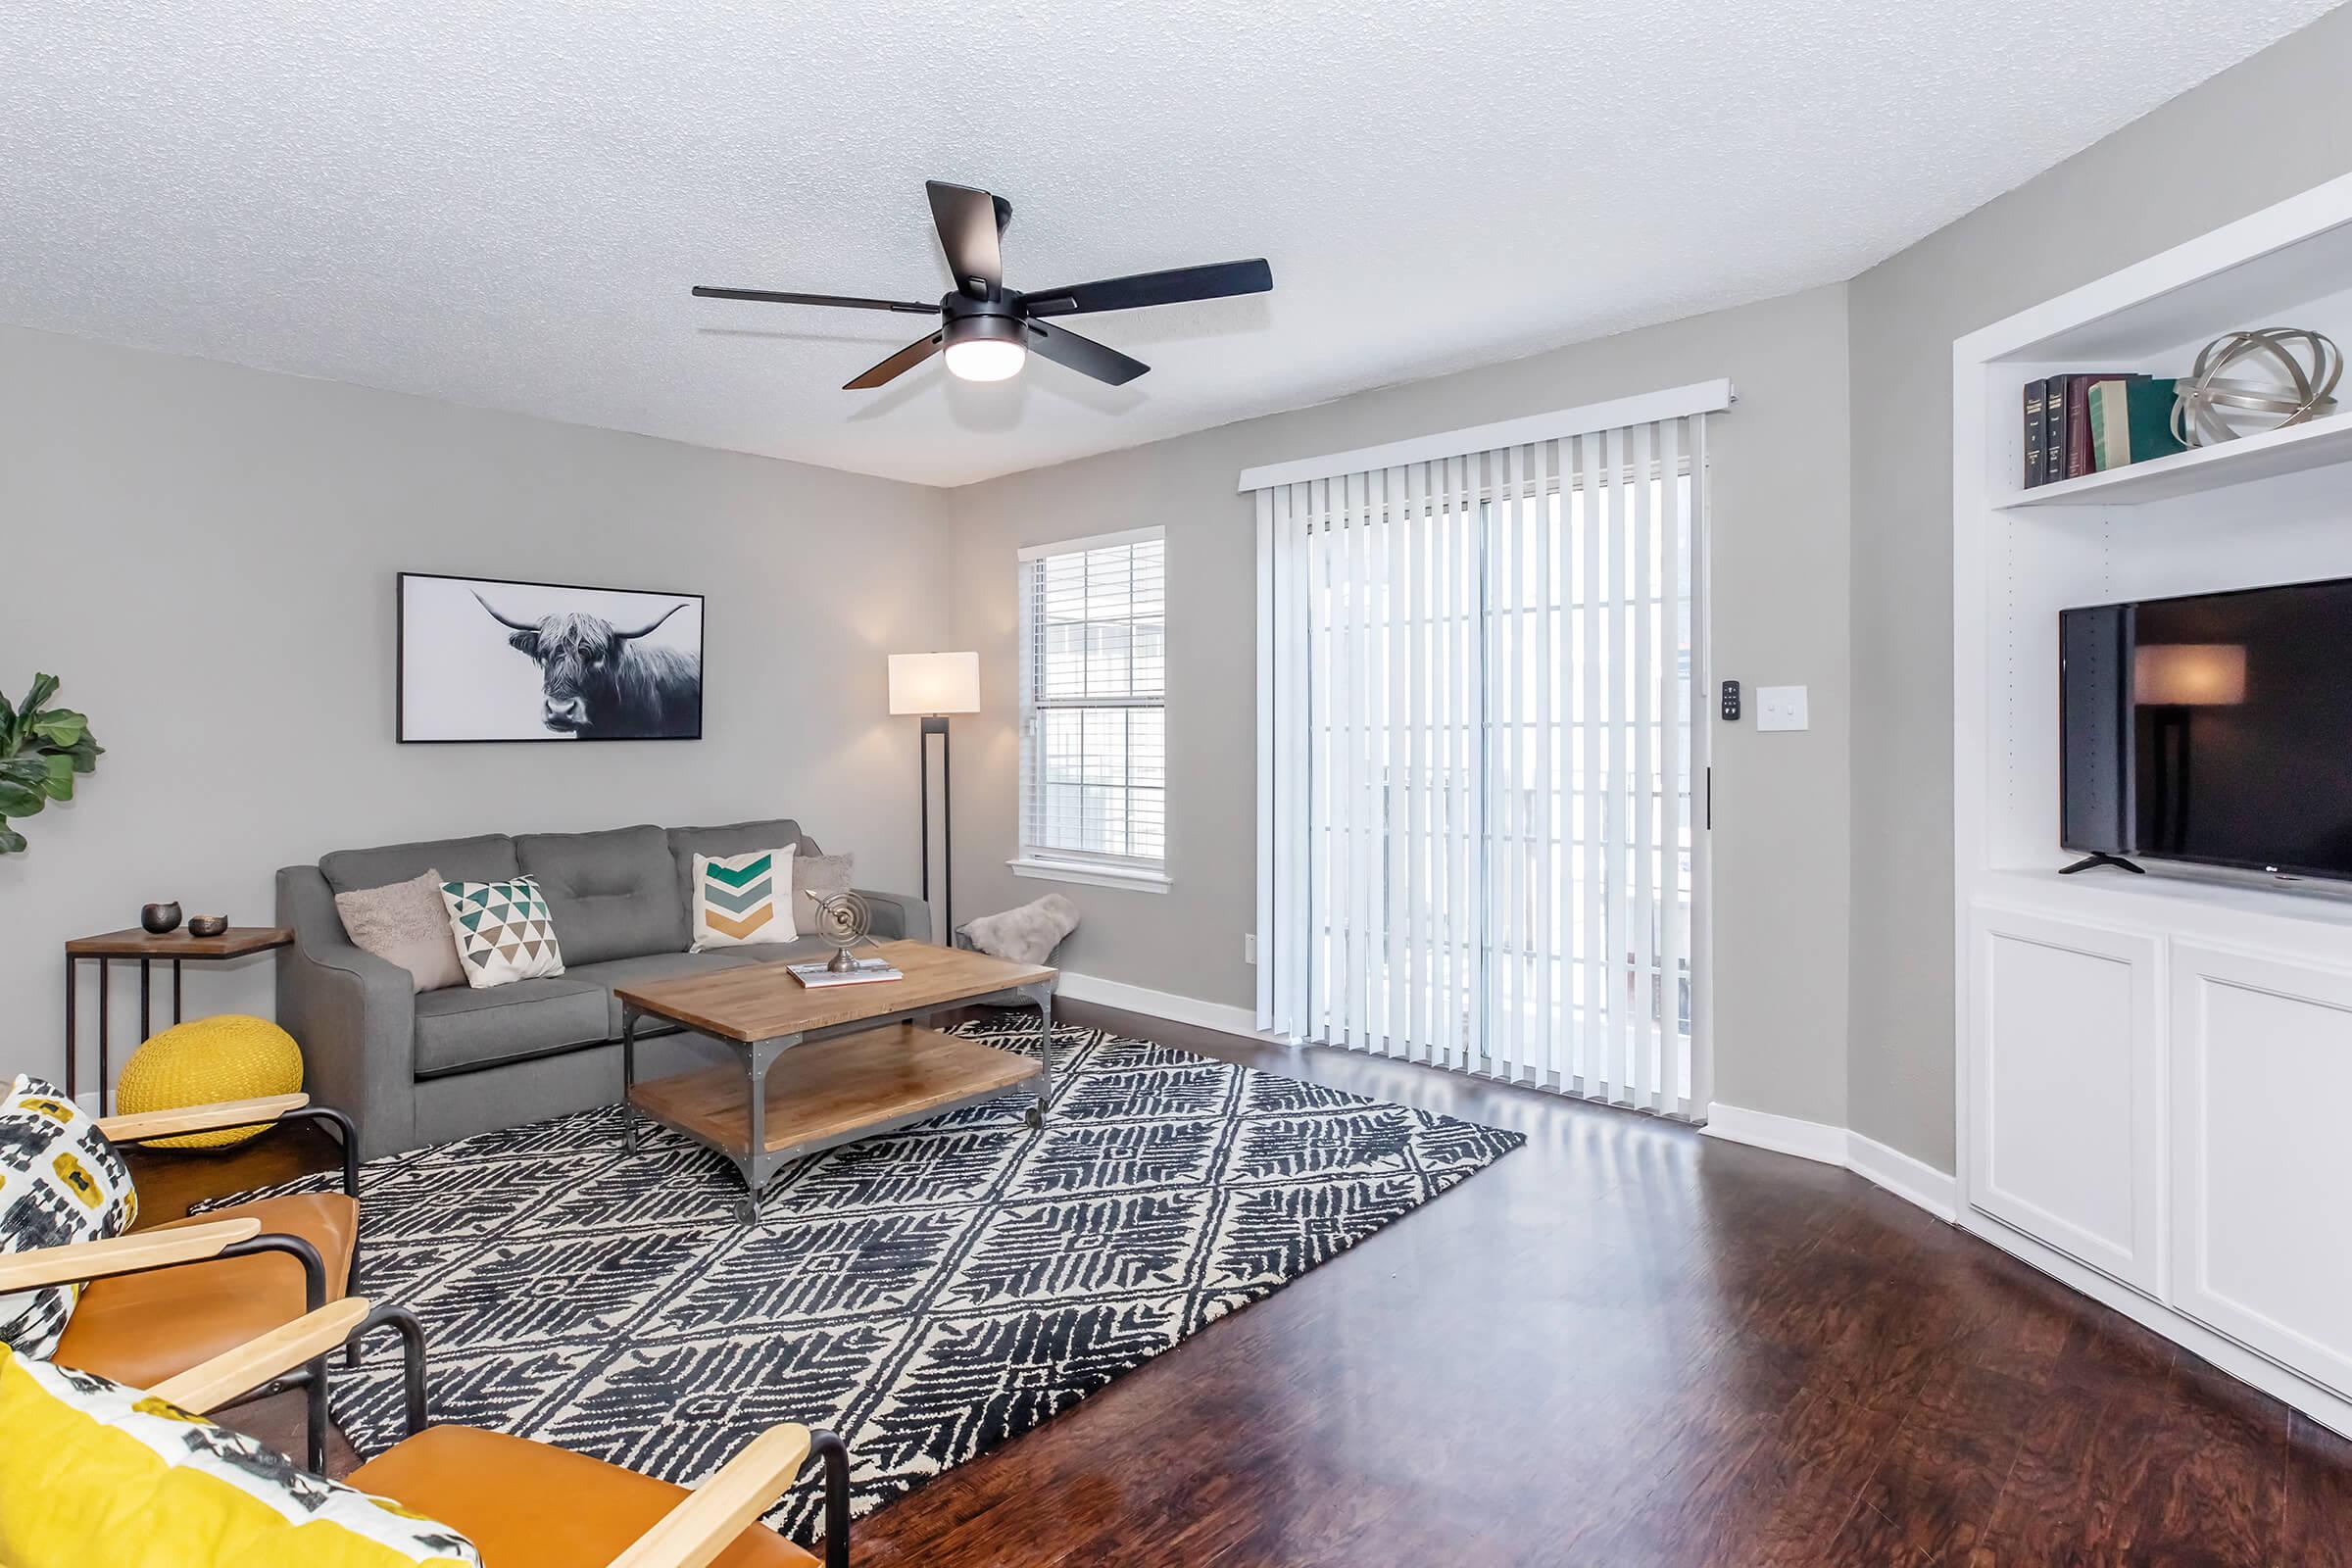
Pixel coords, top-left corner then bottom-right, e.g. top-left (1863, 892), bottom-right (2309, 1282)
top-left (0, 672), bottom-right (103, 855)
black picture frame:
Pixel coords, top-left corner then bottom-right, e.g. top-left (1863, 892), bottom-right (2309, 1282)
top-left (396, 570), bottom-right (707, 743)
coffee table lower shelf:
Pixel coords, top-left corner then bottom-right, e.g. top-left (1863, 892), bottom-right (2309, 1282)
top-left (626, 1021), bottom-right (1043, 1195)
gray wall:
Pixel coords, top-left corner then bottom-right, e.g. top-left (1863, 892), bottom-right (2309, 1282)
top-left (0, 324), bottom-right (952, 1091)
top-left (949, 284), bottom-right (1854, 1128)
top-left (1845, 5), bottom-right (2352, 1170)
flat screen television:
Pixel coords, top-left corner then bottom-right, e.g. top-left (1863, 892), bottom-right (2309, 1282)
top-left (2061, 576), bottom-right (2352, 881)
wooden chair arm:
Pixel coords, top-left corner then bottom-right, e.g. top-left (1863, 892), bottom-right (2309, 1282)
top-left (151, 1298), bottom-right (371, 1413)
top-left (0, 1216), bottom-right (262, 1294)
top-left (97, 1093), bottom-right (310, 1144)
top-left (605, 1423), bottom-right (815, 1568)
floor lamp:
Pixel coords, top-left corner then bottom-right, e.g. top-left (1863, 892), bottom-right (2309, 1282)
top-left (889, 652), bottom-right (979, 943)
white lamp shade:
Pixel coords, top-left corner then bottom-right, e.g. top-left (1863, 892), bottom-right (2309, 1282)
top-left (889, 652), bottom-right (980, 715)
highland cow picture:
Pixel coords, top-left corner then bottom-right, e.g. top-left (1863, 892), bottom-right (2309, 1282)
top-left (398, 572), bottom-right (705, 742)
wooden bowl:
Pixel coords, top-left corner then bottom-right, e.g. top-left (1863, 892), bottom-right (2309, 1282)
top-left (186, 914), bottom-right (229, 938)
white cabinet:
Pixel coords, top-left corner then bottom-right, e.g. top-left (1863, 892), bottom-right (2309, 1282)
top-left (2170, 943), bottom-right (2352, 1399)
top-left (1967, 905), bottom-right (2164, 1296)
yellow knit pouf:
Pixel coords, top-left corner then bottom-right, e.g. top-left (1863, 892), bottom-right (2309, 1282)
top-left (114, 1014), bottom-right (304, 1152)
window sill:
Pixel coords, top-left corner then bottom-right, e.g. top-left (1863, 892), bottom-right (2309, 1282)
top-left (1007, 858), bottom-right (1172, 895)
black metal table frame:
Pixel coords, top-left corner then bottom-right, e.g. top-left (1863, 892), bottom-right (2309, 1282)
top-left (619, 979), bottom-right (1055, 1222)
top-left (64, 953), bottom-right (196, 1113)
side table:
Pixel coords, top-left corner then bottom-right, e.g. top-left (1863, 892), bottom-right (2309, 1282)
top-left (63, 926), bottom-right (294, 1111)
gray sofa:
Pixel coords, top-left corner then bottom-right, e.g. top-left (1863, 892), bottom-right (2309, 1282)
top-left (276, 818), bottom-right (928, 1158)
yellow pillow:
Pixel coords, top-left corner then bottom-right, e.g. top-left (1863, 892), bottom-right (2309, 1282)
top-left (0, 1348), bottom-right (478, 1568)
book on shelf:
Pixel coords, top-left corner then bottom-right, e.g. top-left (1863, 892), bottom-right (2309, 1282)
top-left (2087, 376), bottom-right (2185, 471)
top-left (2023, 379), bottom-right (2049, 488)
top-left (787, 956), bottom-right (903, 988)
top-left (2050, 371), bottom-right (2146, 481)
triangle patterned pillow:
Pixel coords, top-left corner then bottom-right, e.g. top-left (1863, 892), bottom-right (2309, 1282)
top-left (438, 875), bottom-right (565, 989)
top-left (692, 844), bottom-right (797, 951)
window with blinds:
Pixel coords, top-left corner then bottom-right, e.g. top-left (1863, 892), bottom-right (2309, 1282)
top-left (1016, 528), bottom-right (1168, 883)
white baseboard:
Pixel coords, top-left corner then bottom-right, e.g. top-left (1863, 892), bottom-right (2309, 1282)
top-left (1845, 1130), bottom-right (1960, 1221)
top-left (1699, 1102), bottom-right (1847, 1164)
top-left (1052, 971), bottom-right (1281, 1044)
top-left (1702, 1102), bottom-right (1959, 1222)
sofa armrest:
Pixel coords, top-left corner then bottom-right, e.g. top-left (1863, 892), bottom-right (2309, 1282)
top-left (276, 864), bottom-right (417, 1159)
top-left (854, 888), bottom-right (931, 945)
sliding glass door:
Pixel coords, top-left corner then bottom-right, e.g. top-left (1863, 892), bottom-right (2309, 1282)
top-left (1255, 415), bottom-right (1710, 1118)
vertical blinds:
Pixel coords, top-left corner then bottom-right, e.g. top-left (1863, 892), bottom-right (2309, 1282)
top-left (1018, 528), bottom-right (1167, 869)
top-left (1251, 404), bottom-right (1714, 1118)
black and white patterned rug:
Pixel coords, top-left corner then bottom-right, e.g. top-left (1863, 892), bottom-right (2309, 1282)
top-left (202, 1016), bottom-right (1521, 1546)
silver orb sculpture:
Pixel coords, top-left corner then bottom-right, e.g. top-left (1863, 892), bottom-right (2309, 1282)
top-left (812, 890), bottom-right (873, 972)
top-left (2172, 328), bottom-right (2341, 448)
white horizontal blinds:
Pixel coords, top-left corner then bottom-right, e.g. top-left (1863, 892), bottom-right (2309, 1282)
top-left (1253, 407), bottom-right (1709, 1117)
top-left (1018, 531), bottom-right (1166, 871)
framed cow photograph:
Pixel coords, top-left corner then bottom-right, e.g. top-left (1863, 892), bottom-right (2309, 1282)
top-left (398, 571), bottom-right (705, 742)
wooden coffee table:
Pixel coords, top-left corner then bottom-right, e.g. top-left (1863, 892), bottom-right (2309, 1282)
top-left (613, 939), bottom-right (1056, 1217)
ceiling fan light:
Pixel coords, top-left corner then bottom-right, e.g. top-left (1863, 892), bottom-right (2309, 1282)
top-left (944, 335), bottom-right (1026, 382)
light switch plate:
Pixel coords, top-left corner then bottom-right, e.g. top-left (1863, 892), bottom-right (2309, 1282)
top-left (1755, 685), bottom-right (1809, 732)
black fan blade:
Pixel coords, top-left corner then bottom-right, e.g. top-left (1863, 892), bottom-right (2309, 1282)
top-left (845, 330), bottom-right (946, 389)
top-left (1025, 319), bottom-right (1149, 386)
top-left (692, 285), bottom-right (939, 316)
top-left (926, 181), bottom-right (1004, 300)
top-left (1021, 258), bottom-right (1272, 318)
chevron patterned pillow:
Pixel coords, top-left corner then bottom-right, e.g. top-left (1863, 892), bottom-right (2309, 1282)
top-left (437, 875), bottom-right (565, 989)
top-left (691, 844), bottom-right (797, 951)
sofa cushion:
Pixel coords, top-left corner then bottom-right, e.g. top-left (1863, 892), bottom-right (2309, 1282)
top-left (517, 825), bottom-right (686, 964)
top-left (568, 951), bottom-right (769, 1037)
top-left (414, 976), bottom-right (609, 1078)
top-left (322, 834), bottom-right (516, 897)
top-left (666, 819), bottom-right (807, 914)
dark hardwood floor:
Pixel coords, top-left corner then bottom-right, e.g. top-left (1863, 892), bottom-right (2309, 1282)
top-left (129, 1001), bottom-right (2352, 1565)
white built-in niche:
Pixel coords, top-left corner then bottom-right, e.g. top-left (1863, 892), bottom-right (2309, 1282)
top-left (1953, 170), bottom-right (2352, 1438)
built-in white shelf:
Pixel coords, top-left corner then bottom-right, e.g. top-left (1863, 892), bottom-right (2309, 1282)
top-left (1997, 406), bottom-right (2352, 510)
top-left (1976, 865), bottom-right (2352, 950)
top-left (1953, 169), bottom-right (2352, 1442)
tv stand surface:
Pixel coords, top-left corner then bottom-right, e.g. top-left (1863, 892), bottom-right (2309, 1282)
top-left (2059, 852), bottom-right (2145, 876)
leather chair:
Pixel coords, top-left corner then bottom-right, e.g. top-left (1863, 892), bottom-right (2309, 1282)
top-left (0, 1092), bottom-right (361, 1470)
top-left (153, 1298), bottom-right (852, 1568)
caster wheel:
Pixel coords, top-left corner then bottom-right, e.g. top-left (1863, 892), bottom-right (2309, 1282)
top-left (1024, 1103), bottom-right (1044, 1130)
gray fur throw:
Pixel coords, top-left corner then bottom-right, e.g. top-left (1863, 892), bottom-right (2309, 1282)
top-left (962, 893), bottom-right (1080, 965)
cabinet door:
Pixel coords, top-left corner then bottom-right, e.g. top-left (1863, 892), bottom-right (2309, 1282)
top-left (2170, 943), bottom-right (2352, 1397)
top-left (1968, 905), bottom-right (2164, 1295)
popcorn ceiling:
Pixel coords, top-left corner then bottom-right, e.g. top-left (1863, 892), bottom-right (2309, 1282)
top-left (0, 0), bottom-right (2331, 486)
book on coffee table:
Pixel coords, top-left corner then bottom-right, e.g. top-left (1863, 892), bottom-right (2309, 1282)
top-left (786, 956), bottom-right (903, 988)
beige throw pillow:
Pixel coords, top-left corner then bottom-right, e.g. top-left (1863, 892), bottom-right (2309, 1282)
top-left (335, 868), bottom-right (466, 993)
top-left (793, 851), bottom-right (854, 927)
top-left (963, 893), bottom-right (1080, 966)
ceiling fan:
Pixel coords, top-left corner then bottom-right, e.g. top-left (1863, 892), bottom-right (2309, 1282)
top-left (692, 180), bottom-right (1273, 390)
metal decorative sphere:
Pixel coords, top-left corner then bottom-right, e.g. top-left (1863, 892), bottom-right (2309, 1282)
top-left (813, 891), bottom-right (872, 970)
top-left (2172, 327), bottom-right (2341, 448)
